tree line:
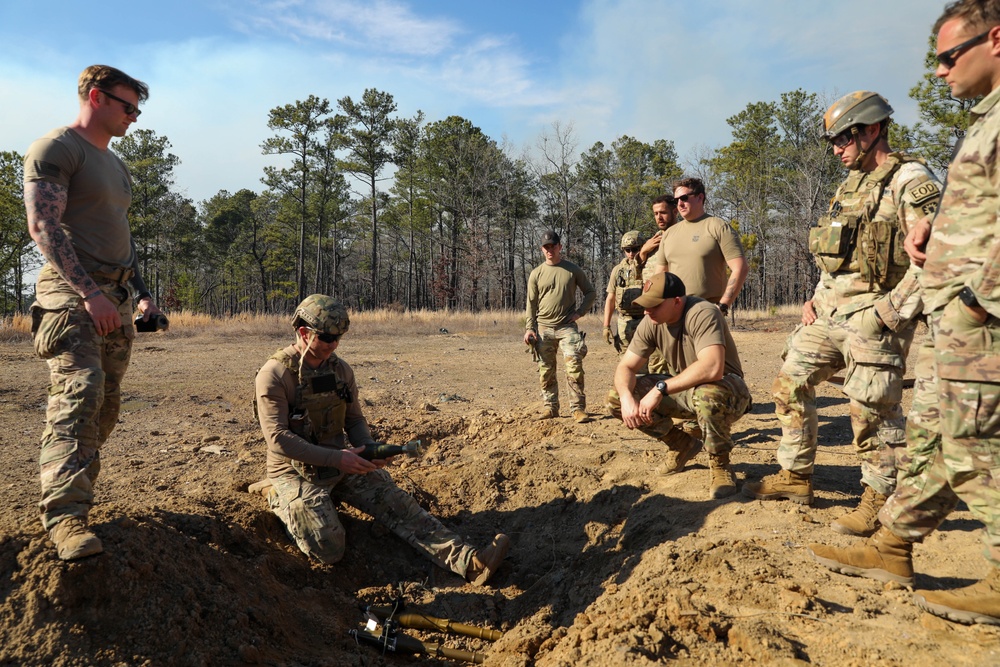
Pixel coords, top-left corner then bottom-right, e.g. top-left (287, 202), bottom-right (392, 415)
top-left (0, 42), bottom-right (969, 317)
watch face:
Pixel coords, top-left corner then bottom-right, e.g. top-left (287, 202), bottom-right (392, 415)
top-left (655, 381), bottom-right (667, 394)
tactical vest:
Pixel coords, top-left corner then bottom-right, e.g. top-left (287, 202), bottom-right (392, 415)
top-left (269, 348), bottom-right (353, 483)
top-left (808, 153), bottom-right (916, 289)
top-left (614, 259), bottom-right (646, 318)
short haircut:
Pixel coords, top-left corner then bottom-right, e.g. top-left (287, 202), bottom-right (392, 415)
top-left (673, 177), bottom-right (706, 204)
top-left (651, 193), bottom-right (676, 207)
top-left (934, 0), bottom-right (1000, 34)
top-left (78, 65), bottom-right (149, 103)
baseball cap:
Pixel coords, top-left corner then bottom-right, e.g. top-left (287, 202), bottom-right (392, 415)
top-left (632, 272), bottom-right (687, 309)
top-left (540, 230), bottom-right (560, 246)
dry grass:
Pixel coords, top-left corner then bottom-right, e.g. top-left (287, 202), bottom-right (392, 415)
top-left (0, 304), bottom-right (797, 344)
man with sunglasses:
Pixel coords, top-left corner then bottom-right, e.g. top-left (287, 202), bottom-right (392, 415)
top-left (23, 65), bottom-right (164, 561)
top-left (808, 0), bottom-right (1000, 626)
top-left (744, 91), bottom-right (941, 537)
top-left (656, 178), bottom-right (747, 316)
top-left (254, 294), bottom-right (510, 585)
top-left (603, 230), bottom-right (649, 356)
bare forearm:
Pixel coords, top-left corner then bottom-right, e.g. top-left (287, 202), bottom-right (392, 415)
top-left (721, 259), bottom-right (748, 305)
top-left (25, 181), bottom-right (98, 297)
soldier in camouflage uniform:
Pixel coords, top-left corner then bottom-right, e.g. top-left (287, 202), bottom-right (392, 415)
top-left (23, 65), bottom-right (164, 561)
top-left (524, 230), bottom-right (597, 423)
top-left (808, 2), bottom-right (1000, 626)
top-left (603, 230), bottom-right (648, 355)
top-left (744, 92), bottom-right (942, 538)
top-left (253, 295), bottom-right (509, 585)
top-left (608, 272), bottom-right (751, 499)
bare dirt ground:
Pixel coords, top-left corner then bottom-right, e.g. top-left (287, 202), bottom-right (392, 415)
top-left (1, 313), bottom-right (999, 666)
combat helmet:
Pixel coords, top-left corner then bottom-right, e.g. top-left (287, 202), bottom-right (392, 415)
top-left (293, 294), bottom-right (350, 335)
top-left (822, 91), bottom-right (893, 140)
top-left (620, 230), bottom-right (645, 249)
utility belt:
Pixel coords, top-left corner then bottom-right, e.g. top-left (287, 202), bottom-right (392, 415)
top-left (91, 265), bottom-right (134, 286)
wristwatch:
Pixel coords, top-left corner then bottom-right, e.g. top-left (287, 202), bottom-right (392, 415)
top-left (654, 380), bottom-right (668, 396)
top-left (958, 286), bottom-right (981, 309)
top-left (718, 303), bottom-right (729, 316)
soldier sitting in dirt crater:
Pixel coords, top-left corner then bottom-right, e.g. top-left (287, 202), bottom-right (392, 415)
top-left (608, 272), bottom-right (751, 499)
top-left (251, 294), bottom-right (509, 585)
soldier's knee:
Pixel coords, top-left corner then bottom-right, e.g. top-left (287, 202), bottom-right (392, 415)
top-left (309, 530), bottom-right (346, 564)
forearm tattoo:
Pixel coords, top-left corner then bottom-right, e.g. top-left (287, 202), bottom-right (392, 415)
top-left (24, 181), bottom-right (98, 296)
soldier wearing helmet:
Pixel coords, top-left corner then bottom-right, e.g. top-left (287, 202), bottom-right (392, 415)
top-left (603, 230), bottom-right (649, 357)
top-left (253, 294), bottom-right (510, 585)
top-left (746, 92), bottom-right (943, 538)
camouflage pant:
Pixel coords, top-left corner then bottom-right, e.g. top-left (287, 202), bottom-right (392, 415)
top-left (268, 469), bottom-right (476, 575)
top-left (31, 285), bottom-right (134, 530)
top-left (771, 309), bottom-right (912, 495)
top-left (881, 309), bottom-right (1000, 567)
top-left (537, 324), bottom-right (587, 411)
top-left (607, 373), bottom-right (750, 454)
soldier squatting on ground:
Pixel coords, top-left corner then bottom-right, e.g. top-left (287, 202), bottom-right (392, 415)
top-left (744, 91), bottom-right (943, 536)
top-left (608, 272), bottom-right (751, 499)
top-left (808, 0), bottom-right (1000, 626)
top-left (253, 295), bottom-right (509, 585)
top-left (24, 65), bottom-right (165, 561)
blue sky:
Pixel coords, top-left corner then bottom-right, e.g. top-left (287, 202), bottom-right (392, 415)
top-left (2, 0), bottom-right (945, 205)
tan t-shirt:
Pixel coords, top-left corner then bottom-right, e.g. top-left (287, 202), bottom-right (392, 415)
top-left (628, 297), bottom-right (743, 378)
top-left (23, 126), bottom-right (136, 271)
top-left (657, 214), bottom-right (744, 302)
top-left (255, 345), bottom-right (375, 479)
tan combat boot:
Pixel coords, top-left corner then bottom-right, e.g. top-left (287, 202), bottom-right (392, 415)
top-left (742, 469), bottom-right (813, 505)
top-left (536, 406), bottom-right (558, 421)
top-left (807, 527), bottom-right (914, 586)
top-left (656, 434), bottom-right (704, 476)
top-left (466, 534), bottom-right (511, 586)
top-left (572, 409), bottom-right (591, 424)
top-left (914, 567), bottom-right (1000, 625)
top-left (49, 516), bottom-right (103, 561)
top-left (831, 484), bottom-right (887, 536)
top-left (708, 451), bottom-right (737, 499)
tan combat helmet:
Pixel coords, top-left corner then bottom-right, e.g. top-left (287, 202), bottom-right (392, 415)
top-left (293, 294), bottom-right (350, 335)
top-left (822, 91), bottom-right (893, 140)
top-left (620, 230), bottom-right (645, 249)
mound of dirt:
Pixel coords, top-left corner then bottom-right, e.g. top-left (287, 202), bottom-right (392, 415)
top-left (1, 321), bottom-right (997, 666)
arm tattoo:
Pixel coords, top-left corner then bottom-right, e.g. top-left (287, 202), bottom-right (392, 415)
top-left (24, 181), bottom-right (98, 296)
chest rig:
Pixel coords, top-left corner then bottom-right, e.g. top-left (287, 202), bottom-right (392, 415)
top-left (808, 154), bottom-right (915, 289)
top-left (271, 348), bottom-right (353, 482)
top-left (615, 259), bottom-right (646, 318)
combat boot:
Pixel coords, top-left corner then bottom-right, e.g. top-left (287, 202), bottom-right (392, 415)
top-left (466, 534), bottom-right (511, 586)
top-left (913, 567), bottom-right (1000, 626)
top-left (807, 527), bottom-right (914, 586)
top-left (572, 409), bottom-right (591, 424)
top-left (831, 484), bottom-right (887, 536)
top-left (536, 406), bottom-right (558, 421)
top-left (742, 469), bottom-right (813, 505)
top-left (656, 434), bottom-right (703, 476)
top-left (708, 451), bottom-right (737, 499)
top-left (49, 516), bottom-right (103, 561)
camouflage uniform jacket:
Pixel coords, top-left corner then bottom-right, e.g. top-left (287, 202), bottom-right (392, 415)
top-left (921, 85), bottom-right (1000, 381)
top-left (809, 152), bottom-right (941, 330)
top-left (609, 255), bottom-right (646, 318)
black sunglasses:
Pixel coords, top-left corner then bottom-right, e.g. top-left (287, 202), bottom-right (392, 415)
top-left (623, 246), bottom-right (641, 253)
top-left (936, 29), bottom-right (991, 68)
top-left (99, 89), bottom-right (141, 117)
top-left (308, 328), bottom-right (341, 343)
top-left (675, 193), bottom-right (700, 202)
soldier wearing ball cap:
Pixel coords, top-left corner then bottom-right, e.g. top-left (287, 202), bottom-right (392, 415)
top-left (603, 230), bottom-right (649, 356)
top-left (608, 273), bottom-right (750, 499)
top-left (253, 294), bottom-right (510, 585)
top-left (745, 90), bottom-right (942, 537)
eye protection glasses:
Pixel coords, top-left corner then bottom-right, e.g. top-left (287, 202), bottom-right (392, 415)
top-left (675, 193), bottom-right (700, 203)
top-left (307, 328), bottom-right (341, 343)
top-left (99, 89), bottom-right (141, 117)
top-left (936, 28), bottom-right (991, 68)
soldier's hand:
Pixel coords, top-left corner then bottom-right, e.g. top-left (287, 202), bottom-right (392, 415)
top-left (801, 300), bottom-right (817, 326)
top-left (639, 233), bottom-right (661, 261)
top-left (603, 326), bottom-right (614, 346)
top-left (523, 330), bottom-right (537, 346)
top-left (339, 448), bottom-right (378, 474)
top-left (84, 292), bottom-right (122, 337)
top-left (904, 217), bottom-right (932, 267)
